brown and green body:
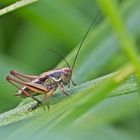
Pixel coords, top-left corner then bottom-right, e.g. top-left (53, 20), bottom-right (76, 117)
top-left (6, 67), bottom-right (73, 110)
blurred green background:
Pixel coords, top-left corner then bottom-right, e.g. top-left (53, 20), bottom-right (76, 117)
top-left (0, 0), bottom-right (140, 140)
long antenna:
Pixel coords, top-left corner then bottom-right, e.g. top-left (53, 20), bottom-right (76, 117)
top-left (72, 11), bottom-right (101, 70)
top-left (48, 48), bottom-right (71, 69)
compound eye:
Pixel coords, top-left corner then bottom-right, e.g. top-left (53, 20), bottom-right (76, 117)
top-left (64, 68), bottom-right (70, 74)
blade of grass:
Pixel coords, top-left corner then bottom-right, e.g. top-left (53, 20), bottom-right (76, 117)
top-left (46, 64), bottom-right (135, 129)
top-left (5, 63), bottom-right (137, 137)
top-left (97, 0), bottom-right (140, 83)
top-left (0, 63), bottom-right (137, 128)
top-left (0, 0), bottom-right (38, 16)
top-left (97, 0), bottom-right (140, 111)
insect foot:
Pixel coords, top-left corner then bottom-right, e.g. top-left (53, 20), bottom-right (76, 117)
top-left (28, 102), bottom-right (42, 111)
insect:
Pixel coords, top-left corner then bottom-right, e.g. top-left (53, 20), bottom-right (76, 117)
top-left (6, 11), bottom-right (101, 111)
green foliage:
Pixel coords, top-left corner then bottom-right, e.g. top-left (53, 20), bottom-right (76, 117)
top-left (0, 0), bottom-right (140, 140)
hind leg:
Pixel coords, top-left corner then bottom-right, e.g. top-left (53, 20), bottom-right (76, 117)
top-left (7, 76), bottom-right (45, 110)
top-left (9, 70), bottom-right (38, 81)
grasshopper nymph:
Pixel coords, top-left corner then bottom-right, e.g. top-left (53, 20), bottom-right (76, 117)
top-left (6, 12), bottom-right (101, 111)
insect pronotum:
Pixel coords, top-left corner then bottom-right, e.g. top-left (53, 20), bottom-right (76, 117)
top-left (6, 11), bottom-right (101, 111)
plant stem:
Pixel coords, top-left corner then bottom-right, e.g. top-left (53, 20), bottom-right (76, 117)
top-left (0, 0), bottom-right (38, 16)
